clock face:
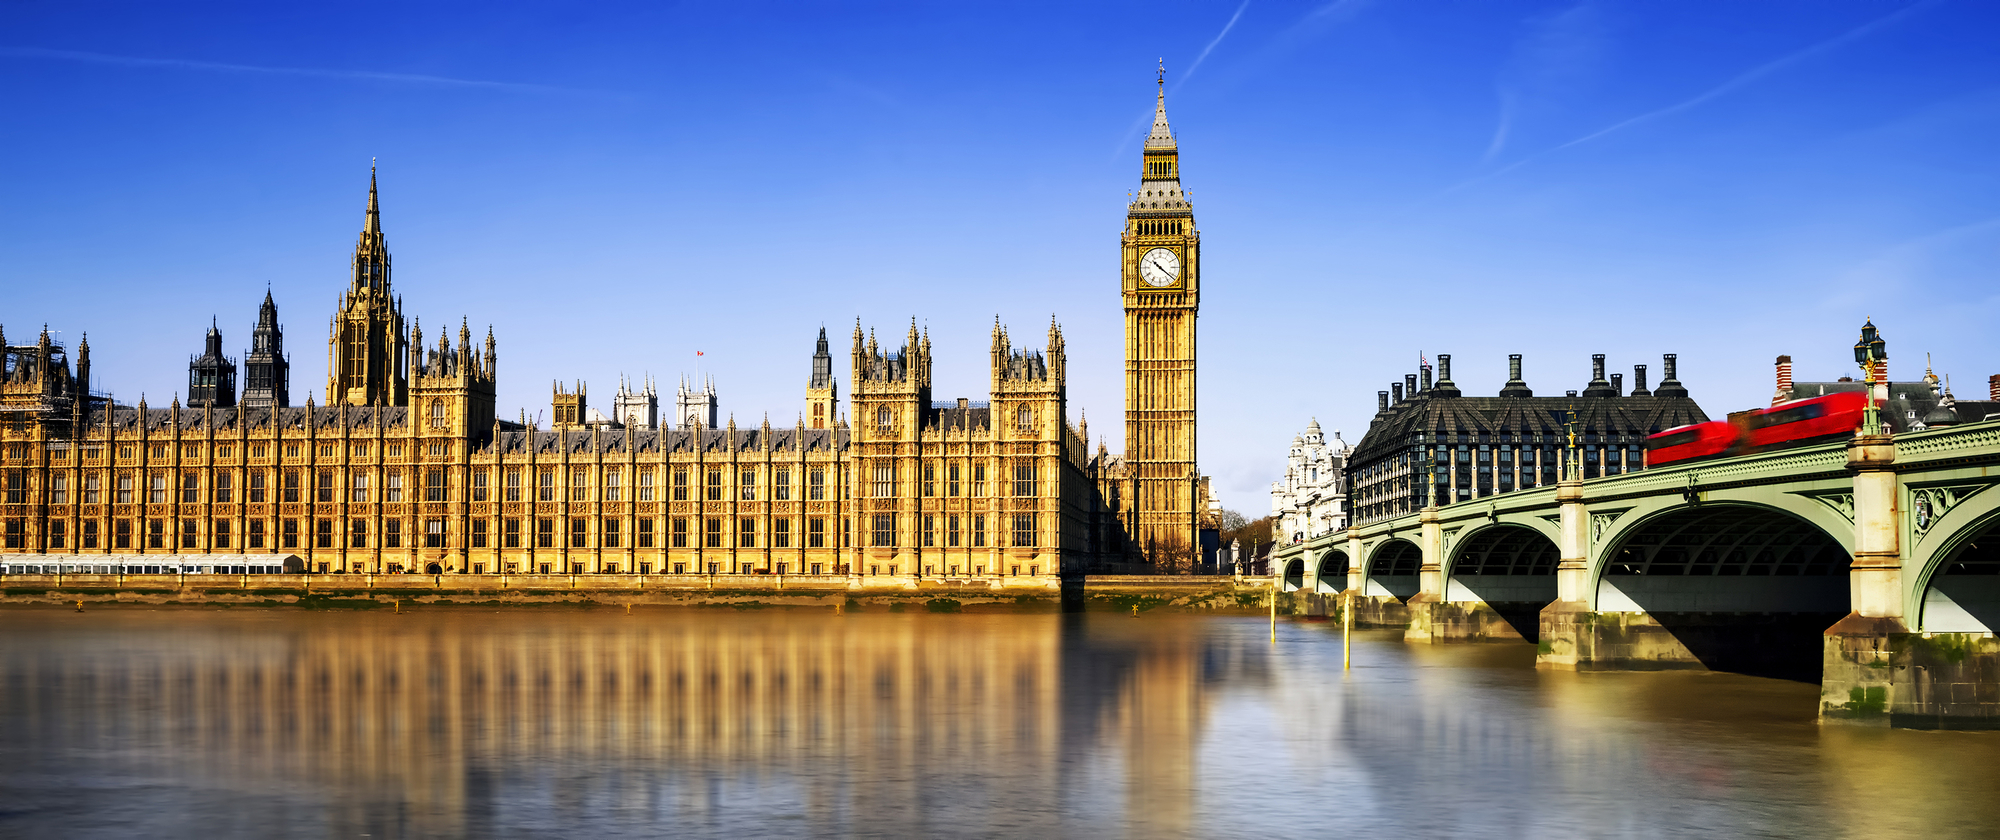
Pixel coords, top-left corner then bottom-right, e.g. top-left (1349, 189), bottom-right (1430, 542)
top-left (1139, 247), bottom-right (1181, 288)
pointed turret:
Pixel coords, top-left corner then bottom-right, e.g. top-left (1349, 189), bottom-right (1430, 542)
top-left (328, 163), bottom-right (407, 406)
top-left (188, 316), bottom-right (237, 409)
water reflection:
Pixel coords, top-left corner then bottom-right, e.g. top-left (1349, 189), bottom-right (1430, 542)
top-left (0, 611), bottom-right (1995, 839)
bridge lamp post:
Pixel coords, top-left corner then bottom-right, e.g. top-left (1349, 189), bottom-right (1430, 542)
top-left (1854, 322), bottom-right (1888, 436)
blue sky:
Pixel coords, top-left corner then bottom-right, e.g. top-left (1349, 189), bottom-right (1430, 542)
top-left (4, 1), bottom-right (1996, 511)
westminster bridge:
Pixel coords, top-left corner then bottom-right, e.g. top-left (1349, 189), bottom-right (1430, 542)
top-left (1269, 419), bottom-right (2000, 728)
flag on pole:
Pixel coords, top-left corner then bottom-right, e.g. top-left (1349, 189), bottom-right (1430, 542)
top-left (696, 350), bottom-right (704, 357)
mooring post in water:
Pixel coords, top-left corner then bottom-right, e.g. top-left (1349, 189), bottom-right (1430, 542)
top-left (1269, 590), bottom-right (1276, 643)
top-left (395, 599), bottom-right (401, 614)
top-left (1342, 592), bottom-right (1352, 671)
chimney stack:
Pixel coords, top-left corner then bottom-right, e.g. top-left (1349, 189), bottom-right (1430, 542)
top-left (1990, 374), bottom-right (1999, 401)
top-left (1656, 354), bottom-right (1689, 398)
top-left (1501, 354), bottom-right (1532, 397)
top-left (1630, 365), bottom-right (1651, 397)
top-left (1433, 354), bottom-right (1462, 398)
top-left (1392, 382), bottom-right (1405, 403)
top-left (1773, 355), bottom-right (1794, 406)
top-left (1583, 353), bottom-right (1617, 397)
top-left (1611, 373), bottom-right (1624, 396)
top-left (1420, 364), bottom-right (1432, 393)
top-left (1404, 374), bottom-right (1418, 399)
top-left (1377, 390), bottom-right (1390, 414)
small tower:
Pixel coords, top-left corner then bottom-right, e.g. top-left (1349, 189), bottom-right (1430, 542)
top-left (851, 320), bottom-right (932, 444)
top-left (551, 380), bottom-right (585, 429)
top-left (677, 374), bottom-right (718, 430)
top-left (613, 375), bottom-right (658, 429)
top-left (806, 327), bottom-right (839, 429)
top-left (242, 290), bottom-right (290, 409)
top-left (410, 318), bottom-right (497, 441)
top-left (188, 318), bottom-right (238, 409)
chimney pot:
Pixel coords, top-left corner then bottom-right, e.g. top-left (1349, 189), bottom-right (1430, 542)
top-left (1404, 374), bottom-right (1417, 397)
top-left (1508, 354), bottom-right (1523, 381)
top-left (1631, 364), bottom-right (1650, 396)
top-left (1377, 391), bottom-right (1390, 413)
top-left (1989, 374), bottom-right (2000, 402)
top-left (1592, 354), bottom-right (1607, 381)
top-left (1611, 373), bottom-right (1624, 396)
top-left (1392, 382), bottom-right (1405, 402)
top-left (1439, 354), bottom-right (1453, 382)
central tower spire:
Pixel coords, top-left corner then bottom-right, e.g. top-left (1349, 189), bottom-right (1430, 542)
top-left (328, 163), bottom-right (408, 406)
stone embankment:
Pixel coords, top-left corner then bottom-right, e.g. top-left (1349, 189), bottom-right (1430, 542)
top-left (1, 573), bottom-right (1274, 613)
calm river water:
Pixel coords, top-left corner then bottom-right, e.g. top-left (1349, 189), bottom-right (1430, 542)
top-left (0, 608), bottom-right (1995, 839)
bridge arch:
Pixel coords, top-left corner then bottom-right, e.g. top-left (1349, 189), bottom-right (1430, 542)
top-left (1314, 549), bottom-right (1349, 593)
top-left (1363, 538), bottom-right (1421, 599)
top-left (1593, 502), bottom-right (1849, 679)
top-left (1278, 557), bottom-right (1304, 593)
top-left (1443, 524), bottom-right (1559, 606)
top-left (1914, 496), bottom-right (2000, 633)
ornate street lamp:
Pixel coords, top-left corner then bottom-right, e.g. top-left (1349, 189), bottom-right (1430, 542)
top-left (1854, 319), bottom-right (1888, 435)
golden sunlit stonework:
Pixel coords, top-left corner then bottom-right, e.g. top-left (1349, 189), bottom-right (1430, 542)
top-left (1117, 71), bottom-right (1212, 564)
top-left (0, 80), bottom-right (1216, 576)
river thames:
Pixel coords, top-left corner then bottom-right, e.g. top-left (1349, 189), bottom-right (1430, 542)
top-left (0, 608), bottom-right (1994, 839)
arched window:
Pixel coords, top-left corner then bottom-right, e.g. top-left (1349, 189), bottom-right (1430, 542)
top-left (429, 399), bottom-right (446, 428)
top-left (1017, 407), bottom-right (1033, 431)
top-left (876, 407), bottom-right (892, 431)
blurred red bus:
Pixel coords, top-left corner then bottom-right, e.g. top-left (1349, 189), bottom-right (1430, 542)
top-left (1645, 421), bottom-right (1739, 467)
top-left (1743, 391), bottom-right (1867, 450)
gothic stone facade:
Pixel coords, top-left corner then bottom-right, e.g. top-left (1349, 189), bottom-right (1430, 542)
top-left (0, 78), bottom-right (1214, 574)
top-left (0, 185), bottom-right (1149, 577)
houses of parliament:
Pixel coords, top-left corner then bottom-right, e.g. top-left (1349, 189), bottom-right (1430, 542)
top-left (0, 81), bottom-right (1215, 578)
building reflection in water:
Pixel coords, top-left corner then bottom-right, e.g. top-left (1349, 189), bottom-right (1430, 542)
top-left (8, 614), bottom-right (1995, 838)
top-left (0, 611), bottom-right (1263, 838)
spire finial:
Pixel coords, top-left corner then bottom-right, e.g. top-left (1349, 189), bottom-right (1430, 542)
top-left (1158, 57), bottom-right (1165, 93)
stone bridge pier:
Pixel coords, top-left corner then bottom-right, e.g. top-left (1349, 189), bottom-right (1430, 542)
top-left (1275, 422), bottom-right (2000, 728)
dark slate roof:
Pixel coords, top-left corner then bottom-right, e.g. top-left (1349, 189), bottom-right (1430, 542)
top-left (925, 405), bottom-right (990, 431)
top-left (1348, 394), bottom-right (1711, 468)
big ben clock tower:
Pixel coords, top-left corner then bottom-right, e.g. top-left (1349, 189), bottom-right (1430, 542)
top-left (1123, 66), bottom-right (1201, 563)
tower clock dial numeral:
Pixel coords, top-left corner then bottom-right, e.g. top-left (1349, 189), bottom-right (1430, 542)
top-left (1139, 247), bottom-right (1181, 287)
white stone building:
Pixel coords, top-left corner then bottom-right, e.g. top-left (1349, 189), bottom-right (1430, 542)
top-left (1270, 419), bottom-right (1348, 544)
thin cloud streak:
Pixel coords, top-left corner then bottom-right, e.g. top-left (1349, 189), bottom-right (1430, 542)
top-left (1439, 0), bottom-right (1931, 198)
top-left (1177, 1), bottom-right (1250, 88)
top-left (1553, 1), bottom-right (1933, 151)
top-left (1113, 2), bottom-right (1252, 158)
top-left (0, 46), bottom-right (607, 96)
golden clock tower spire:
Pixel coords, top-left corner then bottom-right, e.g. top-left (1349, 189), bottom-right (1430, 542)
top-left (1122, 66), bottom-right (1201, 566)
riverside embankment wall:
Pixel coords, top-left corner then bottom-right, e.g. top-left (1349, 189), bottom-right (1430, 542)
top-left (0, 574), bottom-right (1274, 613)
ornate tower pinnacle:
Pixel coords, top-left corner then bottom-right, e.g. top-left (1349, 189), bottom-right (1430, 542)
top-left (327, 164), bottom-right (408, 406)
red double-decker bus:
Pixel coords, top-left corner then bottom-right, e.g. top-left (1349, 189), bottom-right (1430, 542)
top-left (1646, 391), bottom-right (1869, 467)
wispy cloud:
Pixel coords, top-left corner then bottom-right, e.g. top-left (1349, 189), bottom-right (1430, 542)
top-left (1551, 2), bottom-right (1932, 152)
top-left (0, 46), bottom-right (606, 96)
top-left (1177, 1), bottom-right (1250, 88)
top-left (1442, 1), bottom-right (1931, 196)
top-left (1482, 86), bottom-right (1516, 164)
top-left (1827, 214), bottom-right (2000, 309)
top-left (1112, 3), bottom-right (1256, 157)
